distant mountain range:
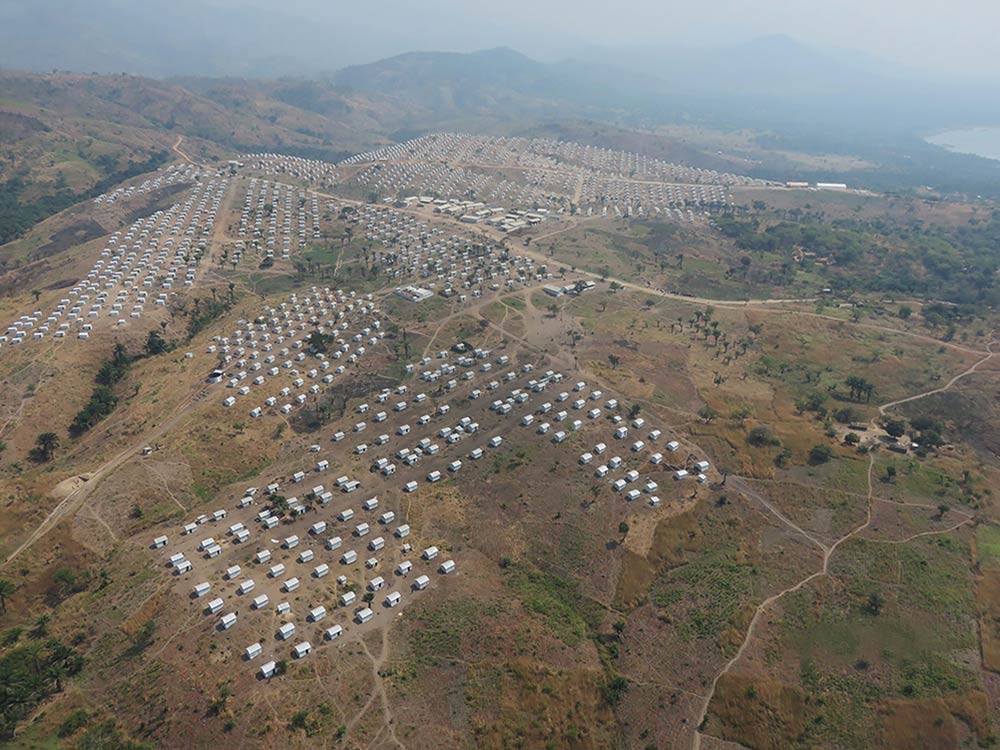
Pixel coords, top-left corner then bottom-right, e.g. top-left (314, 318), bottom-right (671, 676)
top-left (3, 1), bottom-right (998, 138)
top-left (3, 8), bottom-right (1000, 201)
top-left (332, 41), bottom-right (1000, 137)
top-left (331, 47), bottom-right (668, 123)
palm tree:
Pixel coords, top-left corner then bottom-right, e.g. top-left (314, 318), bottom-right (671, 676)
top-left (271, 495), bottom-right (289, 517)
top-left (863, 382), bottom-right (876, 403)
top-left (845, 375), bottom-right (872, 402)
top-left (0, 578), bottom-right (15, 613)
top-left (45, 656), bottom-right (66, 693)
top-left (34, 433), bottom-right (60, 462)
top-left (30, 614), bottom-right (51, 639)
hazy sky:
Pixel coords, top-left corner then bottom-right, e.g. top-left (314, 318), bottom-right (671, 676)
top-left (2, 0), bottom-right (998, 81)
top-left (265, 0), bottom-right (1000, 78)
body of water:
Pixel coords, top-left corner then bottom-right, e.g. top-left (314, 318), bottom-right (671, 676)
top-left (926, 127), bottom-right (1000, 161)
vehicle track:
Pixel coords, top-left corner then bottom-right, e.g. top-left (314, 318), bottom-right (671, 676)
top-left (171, 135), bottom-right (196, 166)
top-left (690, 340), bottom-right (996, 749)
top-left (1, 386), bottom-right (208, 567)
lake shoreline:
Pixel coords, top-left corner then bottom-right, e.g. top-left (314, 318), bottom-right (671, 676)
top-left (926, 126), bottom-right (1000, 162)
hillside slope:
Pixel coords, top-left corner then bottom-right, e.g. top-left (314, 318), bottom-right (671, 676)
top-left (0, 71), bottom-right (395, 245)
top-left (333, 47), bottom-right (662, 117)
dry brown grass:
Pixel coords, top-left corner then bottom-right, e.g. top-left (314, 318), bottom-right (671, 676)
top-left (704, 672), bottom-right (809, 750)
top-left (616, 508), bottom-right (699, 609)
top-left (976, 570), bottom-right (1000, 673)
top-left (878, 691), bottom-right (993, 750)
top-left (471, 660), bottom-right (617, 750)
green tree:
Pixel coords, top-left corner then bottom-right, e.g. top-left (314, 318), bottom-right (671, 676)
top-left (52, 568), bottom-right (81, 597)
top-left (795, 391), bottom-right (827, 414)
top-left (884, 419), bottom-right (907, 438)
top-left (845, 375), bottom-right (866, 401)
top-left (270, 495), bottom-right (289, 517)
top-left (0, 579), bottom-right (15, 614)
top-left (808, 444), bottom-right (833, 465)
top-left (864, 592), bottom-right (884, 616)
top-left (834, 407), bottom-right (857, 424)
top-left (601, 675), bottom-right (630, 706)
top-left (32, 432), bottom-right (60, 462)
top-left (2, 627), bottom-right (22, 646)
top-left (845, 375), bottom-right (876, 403)
top-left (747, 425), bottom-right (778, 447)
top-left (144, 330), bottom-right (168, 356)
top-left (730, 404), bottom-right (753, 423)
top-left (30, 614), bottom-right (51, 639)
top-left (698, 406), bottom-right (718, 423)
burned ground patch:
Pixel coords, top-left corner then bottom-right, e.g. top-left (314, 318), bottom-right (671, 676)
top-left (28, 218), bottom-right (106, 261)
top-left (289, 372), bottom-right (401, 433)
top-left (122, 182), bottom-right (190, 225)
top-left (0, 110), bottom-right (49, 140)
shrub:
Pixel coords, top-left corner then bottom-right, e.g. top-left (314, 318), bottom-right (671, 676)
top-left (808, 444), bottom-right (833, 464)
top-left (601, 675), bottom-right (630, 706)
top-left (58, 709), bottom-right (90, 737)
top-left (884, 419), bottom-right (907, 438)
top-left (747, 426), bottom-right (779, 447)
top-left (834, 407), bottom-right (857, 424)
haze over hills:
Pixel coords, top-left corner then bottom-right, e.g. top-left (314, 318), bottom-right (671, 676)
top-left (0, 0), bottom-right (584, 77)
top-left (331, 48), bottom-right (669, 126)
top-left (328, 45), bottom-right (1000, 199)
top-left (2, 3), bottom-right (1000, 749)
top-left (332, 39), bottom-right (1000, 134)
top-left (3, 50), bottom-right (1000, 252)
top-left (3, 0), bottom-right (999, 137)
top-left (3, 6), bottom-right (1000, 234)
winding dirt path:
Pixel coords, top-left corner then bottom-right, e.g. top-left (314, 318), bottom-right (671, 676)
top-left (354, 629), bottom-right (406, 749)
top-left (691, 339), bottom-right (996, 749)
top-left (171, 135), bottom-right (196, 166)
top-left (877, 340), bottom-right (996, 414)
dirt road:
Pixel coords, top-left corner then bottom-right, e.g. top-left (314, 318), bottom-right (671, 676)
top-left (1, 385), bottom-right (207, 567)
top-left (172, 135), bottom-right (196, 166)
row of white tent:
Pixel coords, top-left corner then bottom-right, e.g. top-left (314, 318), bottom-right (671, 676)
top-left (2, 174), bottom-right (227, 350)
